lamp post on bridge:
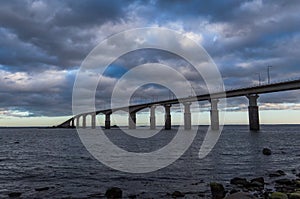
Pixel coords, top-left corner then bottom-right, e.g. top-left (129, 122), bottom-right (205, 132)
top-left (267, 66), bottom-right (272, 84)
top-left (256, 72), bottom-right (261, 86)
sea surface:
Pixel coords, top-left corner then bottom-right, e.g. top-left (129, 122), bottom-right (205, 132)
top-left (0, 125), bottom-right (299, 198)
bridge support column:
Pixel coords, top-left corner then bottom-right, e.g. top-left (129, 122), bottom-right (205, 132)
top-left (247, 94), bottom-right (260, 131)
top-left (105, 113), bottom-right (111, 129)
top-left (164, 104), bottom-right (171, 130)
top-left (91, 113), bottom-right (96, 129)
top-left (210, 99), bottom-right (219, 131)
top-left (71, 118), bottom-right (75, 128)
top-left (82, 114), bottom-right (86, 128)
top-left (183, 102), bottom-right (192, 130)
top-left (150, 105), bottom-right (156, 130)
top-left (129, 111), bottom-right (136, 129)
top-left (76, 116), bottom-right (79, 128)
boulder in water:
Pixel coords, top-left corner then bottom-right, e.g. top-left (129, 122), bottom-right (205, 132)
top-left (262, 148), bottom-right (272, 155)
top-left (230, 177), bottom-right (249, 187)
top-left (105, 187), bottom-right (122, 199)
top-left (8, 192), bottom-right (22, 198)
top-left (290, 192), bottom-right (300, 199)
top-left (171, 191), bottom-right (185, 198)
top-left (210, 182), bottom-right (226, 199)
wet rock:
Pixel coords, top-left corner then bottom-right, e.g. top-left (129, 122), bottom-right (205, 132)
top-left (290, 192), bottom-right (300, 199)
top-left (251, 177), bottom-right (264, 185)
top-left (275, 179), bottom-right (293, 186)
top-left (105, 187), bottom-right (122, 199)
top-left (230, 177), bottom-right (249, 187)
top-left (8, 192), bottom-right (22, 198)
top-left (210, 182), bottom-right (226, 199)
top-left (270, 192), bottom-right (288, 199)
top-left (14, 141), bottom-right (19, 144)
top-left (35, 187), bottom-right (49, 191)
top-left (269, 170), bottom-right (286, 178)
top-left (171, 191), bottom-right (185, 198)
top-left (229, 189), bottom-right (239, 194)
top-left (225, 192), bottom-right (258, 199)
top-left (263, 148), bottom-right (272, 155)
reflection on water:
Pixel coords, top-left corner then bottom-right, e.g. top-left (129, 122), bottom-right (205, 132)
top-left (0, 125), bottom-right (299, 198)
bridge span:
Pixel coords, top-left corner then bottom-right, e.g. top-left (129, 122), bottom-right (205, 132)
top-left (57, 79), bottom-right (300, 131)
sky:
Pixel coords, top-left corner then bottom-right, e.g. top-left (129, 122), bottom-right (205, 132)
top-left (0, 0), bottom-right (300, 127)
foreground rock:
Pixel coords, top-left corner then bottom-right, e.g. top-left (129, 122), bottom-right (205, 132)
top-left (263, 148), bottom-right (272, 155)
top-left (105, 187), bottom-right (122, 199)
top-left (210, 182), bottom-right (226, 199)
top-left (270, 192), bottom-right (288, 199)
top-left (269, 170), bottom-right (286, 177)
top-left (225, 192), bottom-right (258, 199)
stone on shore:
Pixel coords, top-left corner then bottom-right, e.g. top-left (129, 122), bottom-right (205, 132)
top-left (290, 192), bottom-right (300, 199)
top-left (230, 177), bottom-right (249, 187)
top-left (269, 170), bottom-right (286, 177)
top-left (210, 182), bottom-right (226, 199)
top-left (225, 192), bottom-right (258, 199)
top-left (263, 148), bottom-right (272, 155)
top-left (270, 192), bottom-right (288, 199)
top-left (105, 187), bottom-right (122, 199)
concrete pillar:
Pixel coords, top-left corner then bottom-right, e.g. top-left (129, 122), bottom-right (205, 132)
top-left (76, 116), bottom-right (79, 128)
top-left (247, 94), bottom-right (260, 131)
top-left (82, 114), bottom-right (86, 129)
top-left (105, 113), bottom-right (111, 129)
top-left (150, 105), bottom-right (156, 130)
top-left (91, 113), bottom-right (96, 129)
top-left (71, 118), bottom-right (75, 128)
top-left (164, 104), bottom-right (171, 130)
top-left (210, 99), bottom-right (219, 130)
top-left (184, 102), bottom-right (192, 130)
top-left (128, 111), bottom-right (136, 129)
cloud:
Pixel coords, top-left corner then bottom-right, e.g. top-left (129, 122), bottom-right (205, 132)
top-left (0, 0), bottom-right (299, 120)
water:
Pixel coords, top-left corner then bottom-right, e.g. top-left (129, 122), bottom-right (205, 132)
top-left (0, 125), bottom-right (299, 198)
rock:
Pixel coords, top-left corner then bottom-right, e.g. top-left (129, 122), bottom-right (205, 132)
top-left (35, 187), bottom-right (49, 191)
top-left (251, 177), bottom-right (264, 185)
top-left (275, 179), bottom-right (293, 186)
top-left (8, 192), bottom-right (22, 198)
top-left (263, 148), bottom-right (272, 155)
top-left (230, 177), bottom-right (249, 187)
top-left (290, 192), bottom-right (300, 199)
top-left (229, 189), bottom-right (239, 194)
top-left (210, 182), bottom-right (226, 199)
top-left (225, 192), bottom-right (258, 199)
top-left (270, 192), bottom-right (288, 199)
top-left (105, 187), bottom-right (122, 199)
top-left (171, 191), bottom-right (185, 198)
top-left (14, 141), bottom-right (19, 144)
top-left (269, 170), bottom-right (286, 177)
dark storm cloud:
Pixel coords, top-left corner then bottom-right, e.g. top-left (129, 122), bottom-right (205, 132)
top-left (0, 0), bottom-right (300, 118)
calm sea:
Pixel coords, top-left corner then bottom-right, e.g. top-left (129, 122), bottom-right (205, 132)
top-left (0, 125), bottom-right (299, 198)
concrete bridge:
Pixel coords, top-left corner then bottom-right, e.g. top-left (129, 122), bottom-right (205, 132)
top-left (57, 79), bottom-right (300, 131)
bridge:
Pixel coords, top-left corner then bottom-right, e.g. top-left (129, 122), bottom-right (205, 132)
top-left (57, 79), bottom-right (300, 131)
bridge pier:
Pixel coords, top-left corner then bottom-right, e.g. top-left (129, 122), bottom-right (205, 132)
top-left (71, 118), bottom-right (75, 128)
top-left (128, 111), bottom-right (136, 129)
top-left (210, 99), bottom-right (219, 131)
top-left (91, 113), bottom-right (96, 129)
top-left (105, 113), bottom-right (111, 129)
top-left (82, 114), bottom-right (86, 128)
top-left (164, 104), bottom-right (171, 130)
top-left (150, 105), bottom-right (156, 130)
top-left (247, 94), bottom-right (260, 131)
top-left (183, 102), bottom-right (192, 130)
top-left (76, 116), bottom-right (79, 128)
